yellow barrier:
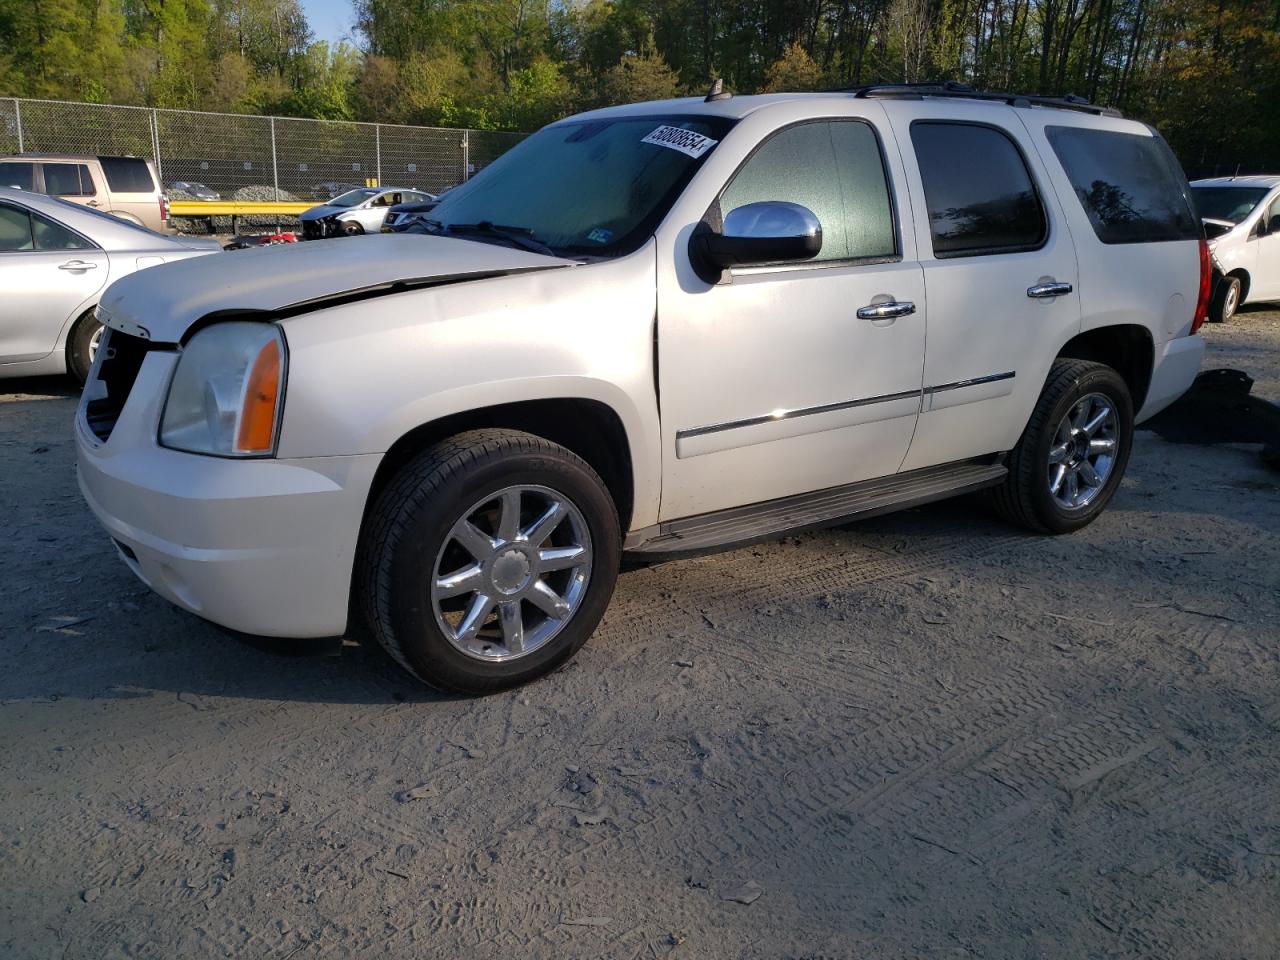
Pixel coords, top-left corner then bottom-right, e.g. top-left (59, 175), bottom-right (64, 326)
top-left (168, 200), bottom-right (314, 217)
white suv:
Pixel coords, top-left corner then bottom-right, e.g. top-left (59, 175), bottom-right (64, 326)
top-left (76, 84), bottom-right (1208, 693)
top-left (1190, 176), bottom-right (1280, 322)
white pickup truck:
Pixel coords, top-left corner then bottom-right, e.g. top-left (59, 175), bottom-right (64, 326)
top-left (76, 84), bottom-right (1207, 693)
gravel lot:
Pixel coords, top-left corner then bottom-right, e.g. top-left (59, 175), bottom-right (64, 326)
top-left (2, 311), bottom-right (1278, 959)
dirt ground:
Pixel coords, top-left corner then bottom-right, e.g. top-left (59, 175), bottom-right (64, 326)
top-left (2, 311), bottom-right (1278, 960)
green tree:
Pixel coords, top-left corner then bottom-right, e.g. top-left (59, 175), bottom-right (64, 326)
top-left (762, 41), bottom-right (824, 91)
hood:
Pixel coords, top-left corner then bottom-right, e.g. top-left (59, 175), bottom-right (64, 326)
top-left (98, 232), bottom-right (575, 343)
top-left (299, 203), bottom-right (350, 221)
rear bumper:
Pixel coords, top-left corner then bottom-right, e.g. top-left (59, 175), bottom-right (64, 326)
top-left (1137, 334), bottom-right (1205, 423)
top-left (76, 352), bottom-right (380, 637)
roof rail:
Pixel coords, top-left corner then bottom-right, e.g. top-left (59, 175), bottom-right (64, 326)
top-left (845, 81), bottom-right (1122, 118)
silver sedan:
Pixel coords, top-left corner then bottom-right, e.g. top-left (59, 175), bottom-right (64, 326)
top-left (0, 187), bottom-right (220, 382)
top-left (298, 187), bottom-right (435, 239)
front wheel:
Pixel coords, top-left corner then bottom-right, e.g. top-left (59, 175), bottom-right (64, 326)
top-left (358, 429), bottom-right (621, 694)
top-left (989, 359), bottom-right (1133, 534)
top-left (341, 220), bottom-right (363, 237)
top-left (1209, 275), bottom-right (1241, 323)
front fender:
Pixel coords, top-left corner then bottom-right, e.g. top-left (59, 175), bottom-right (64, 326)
top-left (275, 243), bottom-right (662, 527)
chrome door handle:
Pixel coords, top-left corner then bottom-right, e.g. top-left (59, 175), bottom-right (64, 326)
top-left (58, 260), bottom-right (98, 271)
top-left (856, 301), bottom-right (916, 321)
top-left (1027, 281), bottom-right (1073, 299)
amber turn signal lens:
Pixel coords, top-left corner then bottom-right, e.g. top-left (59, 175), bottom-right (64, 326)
top-left (235, 337), bottom-right (282, 453)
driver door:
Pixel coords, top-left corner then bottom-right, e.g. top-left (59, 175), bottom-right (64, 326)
top-left (1253, 194), bottom-right (1280, 302)
top-left (657, 117), bottom-right (926, 520)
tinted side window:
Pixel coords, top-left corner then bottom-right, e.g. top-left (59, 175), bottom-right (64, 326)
top-left (0, 162), bottom-right (36, 191)
top-left (0, 205), bottom-right (34, 251)
top-left (99, 156), bottom-right (156, 193)
top-left (32, 212), bottom-right (93, 251)
top-left (43, 163), bottom-right (93, 196)
top-left (911, 122), bottom-right (1046, 257)
top-left (721, 120), bottom-right (895, 263)
top-left (1046, 126), bottom-right (1198, 244)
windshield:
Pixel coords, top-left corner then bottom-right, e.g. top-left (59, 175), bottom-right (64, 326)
top-left (1190, 186), bottom-right (1271, 223)
top-left (329, 189), bottom-right (377, 208)
top-left (424, 114), bottom-right (736, 258)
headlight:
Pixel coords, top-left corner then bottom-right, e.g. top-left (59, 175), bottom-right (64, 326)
top-left (159, 322), bottom-right (285, 457)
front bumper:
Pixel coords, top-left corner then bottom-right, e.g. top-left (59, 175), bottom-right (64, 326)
top-left (1136, 334), bottom-right (1205, 423)
top-left (76, 349), bottom-right (380, 638)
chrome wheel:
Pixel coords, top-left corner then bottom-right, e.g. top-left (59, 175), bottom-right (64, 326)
top-left (1224, 282), bottom-right (1239, 319)
top-left (431, 484), bottom-right (592, 662)
top-left (1047, 392), bottom-right (1119, 510)
top-left (87, 324), bottom-right (105, 362)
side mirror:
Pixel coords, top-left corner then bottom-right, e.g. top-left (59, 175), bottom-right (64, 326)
top-left (691, 201), bottom-right (822, 282)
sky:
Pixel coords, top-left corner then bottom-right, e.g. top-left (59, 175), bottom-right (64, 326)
top-left (300, 0), bottom-right (355, 47)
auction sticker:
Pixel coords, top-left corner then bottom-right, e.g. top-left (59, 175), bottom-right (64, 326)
top-left (641, 125), bottom-right (718, 158)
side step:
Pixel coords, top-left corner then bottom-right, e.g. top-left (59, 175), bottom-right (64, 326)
top-left (625, 458), bottom-right (1007, 556)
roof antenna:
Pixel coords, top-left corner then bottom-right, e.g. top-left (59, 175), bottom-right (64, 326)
top-left (705, 78), bottom-right (731, 102)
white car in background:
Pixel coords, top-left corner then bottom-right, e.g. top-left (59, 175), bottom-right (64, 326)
top-left (1190, 176), bottom-right (1280, 322)
top-left (0, 187), bottom-right (220, 382)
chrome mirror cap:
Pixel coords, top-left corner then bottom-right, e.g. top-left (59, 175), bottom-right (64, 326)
top-left (721, 201), bottom-right (821, 244)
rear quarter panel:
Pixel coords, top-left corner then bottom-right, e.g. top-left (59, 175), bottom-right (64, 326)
top-left (1014, 111), bottom-right (1200, 345)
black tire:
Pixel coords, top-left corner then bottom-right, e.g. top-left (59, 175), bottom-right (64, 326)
top-left (358, 429), bottom-right (621, 694)
top-left (66, 310), bottom-right (103, 385)
top-left (989, 359), bottom-right (1133, 534)
top-left (1209, 275), bottom-right (1241, 323)
top-left (341, 221), bottom-right (363, 236)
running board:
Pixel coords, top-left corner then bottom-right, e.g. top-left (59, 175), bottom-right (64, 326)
top-left (625, 459), bottom-right (1007, 556)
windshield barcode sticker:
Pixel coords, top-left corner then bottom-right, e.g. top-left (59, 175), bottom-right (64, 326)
top-left (641, 125), bottom-right (718, 158)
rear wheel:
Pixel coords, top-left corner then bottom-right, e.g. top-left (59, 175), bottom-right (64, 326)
top-left (989, 359), bottom-right (1133, 534)
top-left (358, 429), bottom-right (620, 694)
top-left (1209, 275), bottom-right (1241, 323)
top-left (66, 311), bottom-right (104, 384)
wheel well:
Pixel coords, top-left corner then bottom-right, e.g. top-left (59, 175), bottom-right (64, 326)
top-left (1056, 325), bottom-right (1154, 410)
top-left (363, 399), bottom-right (635, 533)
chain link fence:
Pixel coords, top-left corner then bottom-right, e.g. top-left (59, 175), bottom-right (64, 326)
top-left (0, 98), bottom-right (523, 201)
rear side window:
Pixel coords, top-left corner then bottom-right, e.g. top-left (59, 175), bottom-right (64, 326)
top-left (0, 161), bottom-right (36, 191)
top-left (42, 163), bottom-right (95, 197)
top-left (910, 122), bottom-right (1047, 257)
top-left (32, 211), bottom-right (93, 250)
top-left (721, 119), bottom-right (896, 263)
top-left (1046, 126), bottom-right (1198, 244)
top-left (0, 205), bottom-right (34, 250)
top-left (99, 156), bottom-right (156, 193)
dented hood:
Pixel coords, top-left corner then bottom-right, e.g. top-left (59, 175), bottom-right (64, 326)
top-left (98, 233), bottom-right (575, 343)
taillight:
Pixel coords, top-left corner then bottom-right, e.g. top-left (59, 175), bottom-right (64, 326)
top-left (159, 195), bottom-right (170, 221)
top-left (1191, 237), bottom-right (1211, 334)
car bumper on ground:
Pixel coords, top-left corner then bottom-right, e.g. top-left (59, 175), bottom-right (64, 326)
top-left (75, 351), bottom-right (380, 638)
top-left (1137, 333), bottom-right (1206, 422)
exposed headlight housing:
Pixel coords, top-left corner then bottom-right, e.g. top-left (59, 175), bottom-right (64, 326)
top-left (159, 322), bottom-right (286, 457)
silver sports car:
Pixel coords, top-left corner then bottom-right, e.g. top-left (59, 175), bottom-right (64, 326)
top-left (0, 187), bottom-right (220, 382)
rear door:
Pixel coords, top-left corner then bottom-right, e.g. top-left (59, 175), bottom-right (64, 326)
top-left (884, 103), bottom-right (1082, 470)
top-left (0, 202), bottom-right (107, 363)
top-left (40, 162), bottom-right (99, 212)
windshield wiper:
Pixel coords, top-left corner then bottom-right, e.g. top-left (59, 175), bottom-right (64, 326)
top-left (443, 221), bottom-right (559, 257)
